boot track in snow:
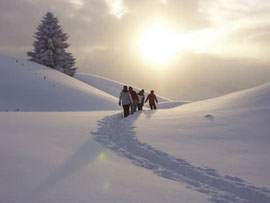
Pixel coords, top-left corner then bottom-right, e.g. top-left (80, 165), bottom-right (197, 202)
top-left (92, 112), bottom-right (270, 203)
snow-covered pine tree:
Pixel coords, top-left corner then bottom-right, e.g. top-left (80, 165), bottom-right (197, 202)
top-left (27, 12), bottom-right (77, 76)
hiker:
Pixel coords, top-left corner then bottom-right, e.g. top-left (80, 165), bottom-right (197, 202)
top-left (129, 86), bottom-right (138, 114)
top-left (145, 90), bottom-right (158, 110)
top-left (119, 85), bottom-right (133, 117)
top-left (137, 89), bottom-right (145, 111)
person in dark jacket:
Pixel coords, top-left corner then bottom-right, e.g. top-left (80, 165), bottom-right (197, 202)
top-left (137, 89), bottom-right (145, 111)
top-left (119, 86), bottom-right (133, 117)
top-left (129, 86), bottom-right (138, 114)
top-left (145, 90), bottom-right (158, 110)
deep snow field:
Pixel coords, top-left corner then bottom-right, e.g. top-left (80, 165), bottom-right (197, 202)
top-left (1, 55), bottom-right (270, 203)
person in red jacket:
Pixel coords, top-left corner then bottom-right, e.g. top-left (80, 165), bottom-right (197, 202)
top-left (145, 90), bottom-right (158, 110)
top-left (129, 86), bottom-right (138, 114)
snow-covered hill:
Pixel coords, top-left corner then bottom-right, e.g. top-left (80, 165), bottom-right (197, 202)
top-left (178, 82), bottom-right (270, 112)
top-left (0, 55), bottom-right (120, 111)
top-left (75, 73), bottom-right (170, 102)
top-left (75, 73), bottom-right (191, 109)
top-left (95, 82), bottom-right (270, 202)
top-left (1, 54), bottom-right (270, 203)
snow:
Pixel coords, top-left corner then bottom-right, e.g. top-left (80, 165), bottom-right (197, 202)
top-left (0, 112), bottom-right (209, 203)
top-left (0, 55), bottom-right (120, 111)
top-left (75, 73), bottom-right (170, 102)
top-left (95, 109), bottom-right (270, 202)
top-left (1, 54), bottom-right (270, 202)
top-left (133, 83), bottom-right (270, 200)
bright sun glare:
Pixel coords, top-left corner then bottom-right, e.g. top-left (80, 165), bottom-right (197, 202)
top-left (137, 22), bottom-right (214, 65)
top-left (137, 23), bottom-right (181, 64)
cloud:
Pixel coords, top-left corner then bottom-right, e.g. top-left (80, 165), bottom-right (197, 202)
top-left (202, 0), bottom-right (270, 24)
top-left (68, 0), bottom-right (85, 9)
top-left (0, 0), bottom-right (211, 57)
top-left (1, 0), bottom-right (270, 100)
top-left (105, 0), bottom-right (128, 19)
top-left (124, 0), bottom-right (211, 32)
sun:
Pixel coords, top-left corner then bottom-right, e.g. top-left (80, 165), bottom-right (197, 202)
top-left (137, 23), bottom-right (181, 64)
top-left (136, 22), bottom-right (215, 65)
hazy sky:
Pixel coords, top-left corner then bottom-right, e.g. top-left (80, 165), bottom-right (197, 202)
top-left (1, 0), bottom-right (270, 100)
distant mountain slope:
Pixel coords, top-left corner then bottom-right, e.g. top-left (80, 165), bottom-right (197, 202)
top-left (75, 73), bottom-right (170, 102)
top-left (0, 55), bottom-right (120, 111)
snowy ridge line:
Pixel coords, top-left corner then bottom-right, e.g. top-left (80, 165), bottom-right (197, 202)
top-left (92, 112), bottom-right (270, 203)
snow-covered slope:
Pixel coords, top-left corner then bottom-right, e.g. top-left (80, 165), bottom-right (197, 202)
top-left (1, 54), bottom-right (270, 202)
top-left (0, 55), bottom-right (120, 111)
top-left (177, 82), bottom-right (270, 112)
top-left (75, 73), bottom-right (170, 102)
top-left (95, 82), bottom-right (270, 202)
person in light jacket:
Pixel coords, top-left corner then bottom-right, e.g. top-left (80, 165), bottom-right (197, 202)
top-left (145, 90), bottom-right (158, 110)
top-left (137, 89), bottom-right (145, 111)
top-left (119, 85), bottom-right (133, 117)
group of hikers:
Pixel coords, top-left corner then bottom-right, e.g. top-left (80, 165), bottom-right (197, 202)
top-left (119, 86), bottom-right (158, 117)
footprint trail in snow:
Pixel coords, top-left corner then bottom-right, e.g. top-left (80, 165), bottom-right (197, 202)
top-left (93, 112), bottom-right (270, 203)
